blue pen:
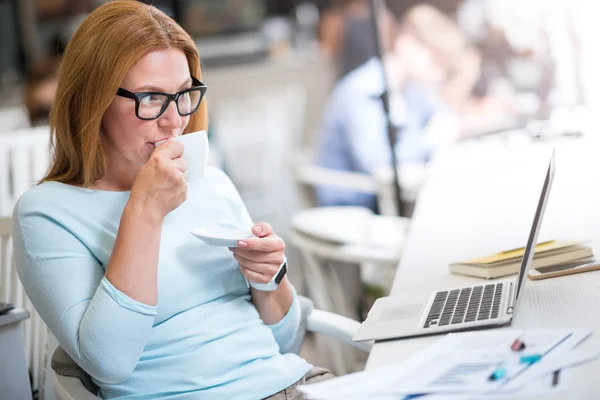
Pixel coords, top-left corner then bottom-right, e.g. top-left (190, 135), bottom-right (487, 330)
top-left (519, 354), bottom-right (542, 365)
top-left (488, 367), bottom-right (507, 381)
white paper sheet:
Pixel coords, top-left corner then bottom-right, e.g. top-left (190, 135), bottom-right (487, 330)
top-left (416, 370), bottom-right (567, 400)
top-left (299, 329), bottom-right (594, 400)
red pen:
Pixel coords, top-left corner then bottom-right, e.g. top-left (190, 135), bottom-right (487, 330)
top-left (511, 338), bottom-right (526, 351)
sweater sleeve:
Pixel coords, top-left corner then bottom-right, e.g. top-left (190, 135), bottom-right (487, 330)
top-left (13, 201), bottom-right (157, 384)
top-left (265, 285), bottom-right (302, 354)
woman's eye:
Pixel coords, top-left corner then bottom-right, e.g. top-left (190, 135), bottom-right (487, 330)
top-left (140, 94), bottom-right (162, 105)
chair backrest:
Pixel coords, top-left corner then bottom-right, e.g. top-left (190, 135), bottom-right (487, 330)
top-left (0, 105), bottom-right (31, 132)
top-left (0, 216), bottom-right (49, 397)
top-left (0, 125), bottom-right (52, 217)
top-left (290, 147), bottom-right (379, 209)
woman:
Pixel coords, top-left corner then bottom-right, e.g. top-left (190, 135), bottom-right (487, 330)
top-left (13, 2), bottom-right (332, 399)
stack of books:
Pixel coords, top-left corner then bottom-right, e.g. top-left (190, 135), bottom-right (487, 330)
top-left (449, 240), bottom-right (594, 279)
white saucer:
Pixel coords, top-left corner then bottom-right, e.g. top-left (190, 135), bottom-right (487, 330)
top-left (190, 226), bottom-right (254, 247)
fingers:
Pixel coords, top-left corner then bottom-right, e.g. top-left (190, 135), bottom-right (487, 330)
top-left (171, 158), bottom-right (187, 173)
top-left (231, 249), bottom-right (284, 266)
top-left (239, 266), bottom-right (272, 284)
top-left (234, 255), bottom-right (279, 282)
top-left (251, 222), bottom-right (274, 238)
top-left (155, 139), bottom-right (184, 159)
top-left (230, 223), bottom-right (285, 283)
top-left (238, 234), bottom-right (285, 253)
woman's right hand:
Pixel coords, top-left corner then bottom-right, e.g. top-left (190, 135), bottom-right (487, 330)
top-left (128, 140), bottom-right (187, 219)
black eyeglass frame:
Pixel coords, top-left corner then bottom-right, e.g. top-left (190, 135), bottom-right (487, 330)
top-left (116, 76), bottom-right (207, 120)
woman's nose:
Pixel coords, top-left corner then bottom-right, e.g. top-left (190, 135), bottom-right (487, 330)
top-left (158, 100), bottom-right (182, 129)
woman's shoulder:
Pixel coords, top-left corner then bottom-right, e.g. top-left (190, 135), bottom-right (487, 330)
top-left (14, 180), bottom-right (98, 220)
top-left (13, 181), bottom-right (126, 246)
top-left (12, 182), bottom-right (74, 240)
top-left (15, 181), bottom-right (65, 211)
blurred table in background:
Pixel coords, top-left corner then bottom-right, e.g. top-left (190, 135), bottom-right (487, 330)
top-left (289, 206), bottom-right (408, 317)
top-left (289, 205), bottom-right (408, 375)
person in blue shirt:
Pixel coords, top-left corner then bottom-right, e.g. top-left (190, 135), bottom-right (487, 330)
top-left (12, 2), bottom-right (331, 399)
top-left (315, 5), bottom-right (472, 212)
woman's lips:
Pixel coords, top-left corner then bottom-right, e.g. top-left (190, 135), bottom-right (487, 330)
top-left (149, 137), bottom-right (173, 147)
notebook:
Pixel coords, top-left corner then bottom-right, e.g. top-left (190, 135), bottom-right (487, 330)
top-left (449, 241), bottom-right (594, 279)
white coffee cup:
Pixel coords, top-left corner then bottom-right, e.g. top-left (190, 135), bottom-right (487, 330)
top-left (155, 130), bottom-right (209, 181)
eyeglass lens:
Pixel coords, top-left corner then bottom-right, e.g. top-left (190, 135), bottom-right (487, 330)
top-left (138, 90), bottom-right (202, 119)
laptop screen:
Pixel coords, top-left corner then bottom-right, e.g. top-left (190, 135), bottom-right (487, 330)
top-left (514, 151), bottom-right (556, 305)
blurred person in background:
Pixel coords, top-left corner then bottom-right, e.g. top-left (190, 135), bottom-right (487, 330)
top-left (319, 0), bottom-right (398, 79)
top-left (24, 9), bottom-right (86, 125)
top-left (315, 4), bottom-right (478, 212)
top-left (24, 56), bottom-right (59, 125)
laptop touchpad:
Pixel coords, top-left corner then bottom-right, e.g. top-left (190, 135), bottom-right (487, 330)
top-left (377, 304), bottom-right (422, 323)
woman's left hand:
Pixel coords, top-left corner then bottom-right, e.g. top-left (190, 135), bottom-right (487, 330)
top-left (229, 222), bottom-right (286, 285)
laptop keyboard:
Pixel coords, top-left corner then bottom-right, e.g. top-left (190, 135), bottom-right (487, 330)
top-left (424, 283), bottom-right (504, 328)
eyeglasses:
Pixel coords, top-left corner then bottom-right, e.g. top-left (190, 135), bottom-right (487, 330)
top-left (116, 76), bottom-right (207, 120)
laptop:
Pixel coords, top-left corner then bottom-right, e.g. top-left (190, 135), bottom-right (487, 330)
top-left (353, 151), bottom-right (555, 342)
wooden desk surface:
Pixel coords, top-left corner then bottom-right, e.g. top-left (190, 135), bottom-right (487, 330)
top-left (365, 136), bottom-right (600, 398)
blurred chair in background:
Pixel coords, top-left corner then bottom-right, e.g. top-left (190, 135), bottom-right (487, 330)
top-left (0, 126), bottom-right (53, 398)
top-left (291, 147), bottom-right (378, 210)
top-left (0, 126), bottom-right (52, 217)
top-left (1, 215), bottom-right (52, 400)
top-left (288, 204), bottom-right (408, 374)
top-left (291, 146), bottom-right (425, 215)
top-left (289, 206), bottom-right (408, 316)
top-left (0, 106), bottom-right (31, 132)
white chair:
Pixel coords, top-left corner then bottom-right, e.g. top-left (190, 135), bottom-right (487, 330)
top-left (0, 126), bottom-right (52, 216)
top-left (290, 148), bottom-right (380, 210)
top-left (1, 216), bottom-right (51, 398)
top-left (52, 296), bottom-right (372, 400)
top-left (289, 147), bottom-right (427, 215)
top-left (288, 206), bottom-right (409, 376)
top-left (289, 207), bottom-right (408, 313)
top-left (0, 105), bottom-right (31, 132)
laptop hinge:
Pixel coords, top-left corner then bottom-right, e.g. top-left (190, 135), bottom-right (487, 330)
top-left (506, 281), bottom-right (515, 315)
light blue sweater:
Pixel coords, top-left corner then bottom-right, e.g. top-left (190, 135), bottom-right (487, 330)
top-left (13, 166), bottom-right (311, 399)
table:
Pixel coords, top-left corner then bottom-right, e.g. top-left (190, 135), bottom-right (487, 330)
top-left (289, 206), bottom-right (408, 375)
top-left (0, 308), bottom-right (32, 400)
top-left (290, 207), bottom-right (408, 315)
top-left (365, 136), bottom-right (600, 398)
